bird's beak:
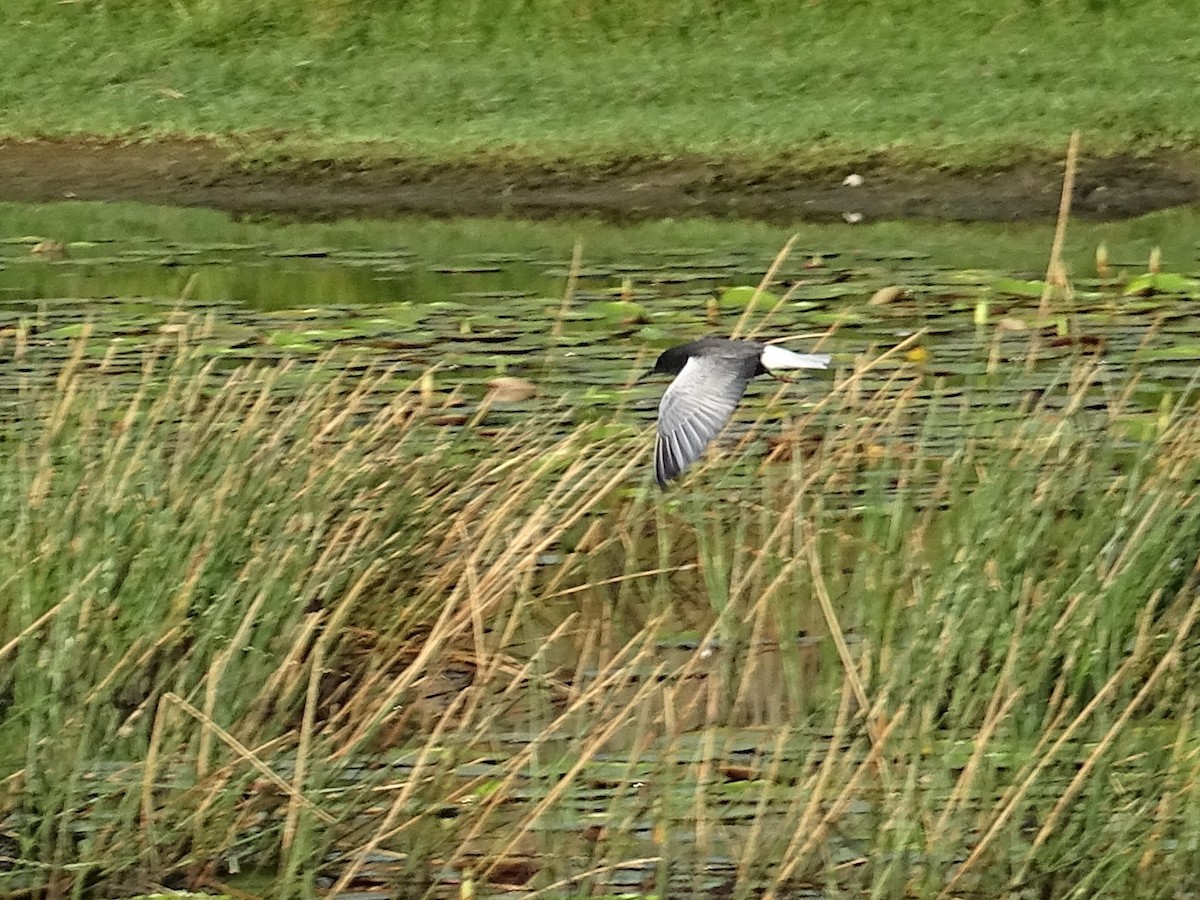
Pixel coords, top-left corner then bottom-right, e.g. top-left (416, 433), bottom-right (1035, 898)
top-left (636, 368), bottom-right (656, 383)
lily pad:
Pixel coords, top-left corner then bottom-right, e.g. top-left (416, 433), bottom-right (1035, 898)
top-left (593, 299), bottom-right (650, 324)
top-left (992, 277), bottom-right (1047, 298)
top-left (717, 286), bottom-right (779, 310)
top-left (1123, 272), bottom-right (1200, 296)
top-left (265, 331), bottom-right (324, 352)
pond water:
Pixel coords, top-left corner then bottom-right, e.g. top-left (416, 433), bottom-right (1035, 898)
top-left (4, 200), bottom-right (1200, 898)
top-left (3, 200), bottom-right (1199, 448)
top-left (3, 200), bottom-right (1200, 310)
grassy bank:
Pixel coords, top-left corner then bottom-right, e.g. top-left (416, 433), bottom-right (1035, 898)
top-left (3, 0), bottom-right (1200, 168)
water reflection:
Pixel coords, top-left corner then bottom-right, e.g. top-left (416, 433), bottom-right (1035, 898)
top-left (2, 199), bottom-right (1200, 310)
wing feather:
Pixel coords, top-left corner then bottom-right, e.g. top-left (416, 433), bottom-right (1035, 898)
top-left (654, 355), bottom-right (755, 485)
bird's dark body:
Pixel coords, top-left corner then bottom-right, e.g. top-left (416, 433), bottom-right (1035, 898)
top-left (649, 337), bottom-right (767, 378)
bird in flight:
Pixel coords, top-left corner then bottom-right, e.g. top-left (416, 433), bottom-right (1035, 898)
top-left (644, 336), bottom-right (830, 486)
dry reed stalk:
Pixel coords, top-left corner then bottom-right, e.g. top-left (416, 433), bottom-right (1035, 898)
top-left (728, 557), bottom-right (801, 719)
top-left (245, 612), bottom-right (325, 729)
top-left (757, 366), bottom-right (914, 473)
top-left (326, 690), bottom-right (470, 896)
top-left (489, 442), bottom-right (622, 543)
top-left (329, 441), bottom-right (637, 756)
top-left (745, 277), bottom-right (808, 340)
top-left (804, 537), bottom-right (889, 780)
top-left (139, 693), bottom-right (172, 857)
top-left (83, 638), bottom-right (154, 709)
top-left (795, 363), bottom-right (918, 465)
top-left (464, 554), bottom-right (488, 677)
top-left (230, 367), bottom-right (284, 443)
top-left (162, 692), bottom-right (336, 824)
top-left (456, 447), bottom-right (634, 606)
top-left (799, 328), bottom-right (929, 419)
top-left (541, 563), bottom-right (700, 600)
top-left (367, 549), bottom-right (597, 741)
top-left (311, 359), bottom-right (400, 439)
top-left (1027, 130), bottom-right (1080, 369)
top-left (177, 272), bottom-right (200, 304)
top-left (728, 463), bottom-right (819, 596)
top-left (12, 318), bottom-right (28, 359)
top-left (297, 513), bottom-right (383, 603)
top-left (1158, 422), bottom-right (1200, 484)
top-left (929, 688), bottom-right (1022, 850)
top-left (767, 681), bottom-right (854, 882)
top-left (338, 619), bottom-right (590, 854)
top-left (1039, 129), bottom-right (1081, 318)
top-left (732, 235), bottom-right (798, 339)
top-left (0, 596), bottom-right (71, 662)
top-left (938, 589), bottom-right (1194, 897)
top-left (658, 467), bottom-right (824, 721)
top-left (690, 675), bottom-right (721, 862)
top-left (1098, 493), bottom-right (1168, 589)
top-left (28, 340), bottom-right (89, 507)
top-left (518, 857), bottom-right (664, 900)
top-left (444, 616), bottom-right (669, 871)
top-left (766, 704), bottom-right (909, 899)
top-left (53, 323), bottom-right (91, 394)
top-left (927, 583), bottom-right (1034, 842)
top-left (280, 638), bottom-right (325, 859)
top-left (551, 239), bottom-right (584, 340)
top-left (458, 613), bottom-right (580, 746)
top-left (765, 329), bottom-right (837, 346)
top-left (1010, 589), bottom-right (1200, 888)
top-left (734, 727), bottom-right (795, 884)
top-left (94, 631), bottom-right (188, 739)
top-left (1138, 702), bottom-right (1197, 873)
top-left (198, 551), bottom-right (295, 778)
top-left (1155, 384), bottom-right (1200, 446)
top-left (324, 587), bottom-right (467, 754)
top-left (476, 651), bottom-right (675, 884)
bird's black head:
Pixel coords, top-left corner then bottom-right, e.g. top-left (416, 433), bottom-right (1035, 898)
top-left (644, 344), bottom-right (691, 379)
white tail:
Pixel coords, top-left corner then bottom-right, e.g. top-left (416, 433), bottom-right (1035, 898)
top-left (761, 343), bottom-right (831, 371)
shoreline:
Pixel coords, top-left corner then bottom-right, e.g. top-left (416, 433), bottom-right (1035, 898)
top-left (2, 137), bottom-right (1198, 224)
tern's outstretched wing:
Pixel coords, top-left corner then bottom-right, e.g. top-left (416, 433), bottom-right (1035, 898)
top-left (655, 355), bottom-right (755, 486)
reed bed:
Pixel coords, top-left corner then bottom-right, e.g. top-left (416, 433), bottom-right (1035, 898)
top-left (2, 318), bottom-right (1199, 899)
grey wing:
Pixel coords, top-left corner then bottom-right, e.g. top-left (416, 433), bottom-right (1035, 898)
top-left (655, 356), bottom-right (754, 485)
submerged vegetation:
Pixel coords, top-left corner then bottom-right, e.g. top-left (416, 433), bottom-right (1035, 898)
top-left (3, 206), bottom-right (1200, 895)
top-left (3, 0), bottom-right (1200, 166)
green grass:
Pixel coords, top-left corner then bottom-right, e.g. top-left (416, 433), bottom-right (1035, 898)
top-left (3, 0), bottom-right (1200, 167)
